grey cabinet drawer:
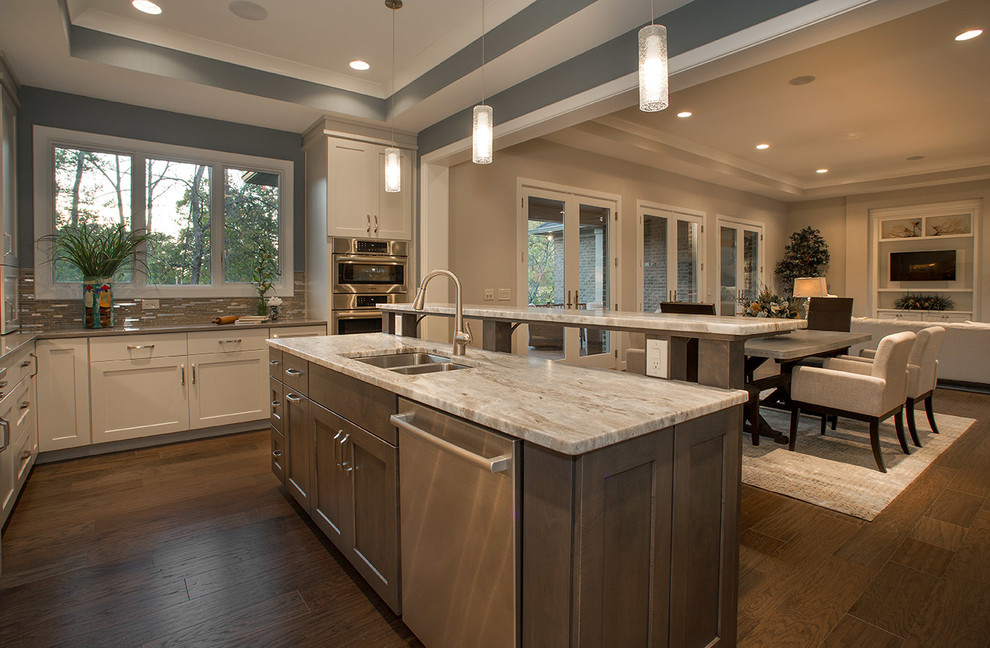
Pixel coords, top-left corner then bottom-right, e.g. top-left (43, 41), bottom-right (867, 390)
top-left (310, 363), bottom-right (397, 444)
top-left (281, 354), bottom-right (309, 395)
top-left (268, 348), bottom-right (283, 378)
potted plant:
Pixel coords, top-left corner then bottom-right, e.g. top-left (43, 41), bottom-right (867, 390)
top-left (38, 223), bottom-right (150, 328)
top-left (252, 245), bottom-right (280, 316)
top-left (775, 226), bottom-right (830, 295)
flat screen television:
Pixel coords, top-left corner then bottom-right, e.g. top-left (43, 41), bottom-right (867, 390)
top-left (889, 250), bottom-right (956, 281)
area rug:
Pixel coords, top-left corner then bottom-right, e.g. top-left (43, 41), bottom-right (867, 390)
top-left (741, 410), bottom-right (975, 521)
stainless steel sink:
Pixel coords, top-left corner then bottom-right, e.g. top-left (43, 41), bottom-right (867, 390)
top-left (391, 362), bottom-right (470, 375)
top-left (354, 352), bottom-right (470, 374)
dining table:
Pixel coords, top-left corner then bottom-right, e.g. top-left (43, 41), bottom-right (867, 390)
top-left (742, 329), bottom-right (872, 444)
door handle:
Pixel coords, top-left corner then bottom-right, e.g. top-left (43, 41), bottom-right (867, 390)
top-left (191, 364), bottom-right (197, 384)
top-left (333, 430), bottom-right (343, 469)
top-left (366, 214), bottom-right (372, 233)
top-left (339, 433), bottom-right (351, 473)
top-left (391, 414), bottom-right (511, 473)
top-left (180, 364), bottom-right (185, 386)
top-left (566, 290), bottom-right (573, 308)
top-left (374, 214), bottom-right (379, 234)
top-left (0, 417), bottom-right (9, 452)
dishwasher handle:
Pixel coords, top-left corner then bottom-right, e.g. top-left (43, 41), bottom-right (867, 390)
top-left (391, 413), bottom-right (511, 474)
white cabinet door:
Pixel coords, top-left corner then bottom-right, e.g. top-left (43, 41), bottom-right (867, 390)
top-left (91, 357), bottom-right (189, 443)
top-left (269, 325), bottom-right (327, 338)
top-left (37, 338), bottom-right (92, 451)
top-left (0, 379), bottom-right (28, 525)
top-left (188, 350), bottom-right (268, 429)
top-left (12, 380), bottom-right (37, 490)
top-left (1, 88), bottom-right (17, 266)
top-left (328, 138), bottom-right (377, 238)
top-left (376, 146), bottom-right (412, 240)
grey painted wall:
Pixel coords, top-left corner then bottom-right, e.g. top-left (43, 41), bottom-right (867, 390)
top-left (16, 86), bottom-right (306, 271)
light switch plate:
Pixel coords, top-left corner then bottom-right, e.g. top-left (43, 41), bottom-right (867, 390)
top-left (646, 339), bottom-right (669, 378)
top-left (484, 288), bottom-right (495, 301)
top-left (141, 299), bottom-right (160, 310)
top-left (498, 288), bottom-right (511, 301)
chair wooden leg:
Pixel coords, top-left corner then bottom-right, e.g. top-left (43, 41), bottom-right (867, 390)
top-left (820, 415), bottom-right (827, 435)
top-left (925, 395), bottom-right (940, 434)
top-left (789, 406), bottom-right (801, 451)
top-left (894, 409), bottom-right (910, 454)
top-left (906, 398), bottom-right (922, 448)
top-left (869, 418), bottom-right (886, 473)
top-left (831, 414), bottom-right (837, 431)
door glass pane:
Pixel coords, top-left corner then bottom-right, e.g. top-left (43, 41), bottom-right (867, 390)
top-left (224, 168), bottom-right (280, 283)
top-left (52, 146), bottom-right (132, 282)
top-left (579, 204), bottom-right (609, 356)
top-left (720, 226), bottom-right (738, 315)
top-left (675, 219), bottom-right (700, 303)
top-left (146, 159), bottom-right (212, 285)
top-left (527, 196), bottom-right (565, 359)
top-left (743, 229), bottom-right (760, 304)
top-left (643, 213), bottom-right (668, 312)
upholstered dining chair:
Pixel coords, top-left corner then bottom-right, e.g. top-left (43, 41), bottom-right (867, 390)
top-left (827, 326), bottom-right (945, 446)
top-left (788, 331), bottom-right (916, 473)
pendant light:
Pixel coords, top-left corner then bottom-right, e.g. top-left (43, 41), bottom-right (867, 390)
top-left (638, 0), bottom-right (668, 112)
top-left (472, 0), bottom-right (493, 164)
top-left (384, 0), bottom-right (402, 192)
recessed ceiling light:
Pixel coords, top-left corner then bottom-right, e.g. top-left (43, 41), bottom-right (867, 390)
top-left (132, 0), bottom-right (162, 15)
top-left (955, 29), bottom-right (983, 41)
top-left (228, 1), bottom-right (268, 21)
top-left (676, 111), bottom-right (692, 118)
top-left (816, 168), bottom-right (829, 174)
top-left (755, 143), bottom-right (770, 150)
top-left (349, 60), bottom-right (371, 71)
top-left (788, 75), bottom-right (816, 86)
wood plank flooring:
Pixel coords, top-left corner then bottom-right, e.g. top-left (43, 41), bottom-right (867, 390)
top-left (0, 387), bottom-right (987, 647)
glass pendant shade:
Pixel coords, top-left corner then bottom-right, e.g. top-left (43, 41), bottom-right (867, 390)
top-left (472, 104), bottom-right (493, 165)
top-left (638, 24), bottom-right (668, 112)
top-left (384, 147), bottom-right (401, 193)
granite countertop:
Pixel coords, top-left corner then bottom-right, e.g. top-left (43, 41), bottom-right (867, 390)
top-left (268, 333), bottom-right (748, 456)
top-left (0, 319), bottom-right (326, 363)
top-left (381, 303), bottom-right (806, 338)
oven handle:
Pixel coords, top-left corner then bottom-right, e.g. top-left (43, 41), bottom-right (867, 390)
top-left (335, 310), bottom-right (382, 320)
top-left (334, 256), bottom-right (407, 265)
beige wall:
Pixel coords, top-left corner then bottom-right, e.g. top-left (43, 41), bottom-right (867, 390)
top-left (787, 180), bottom-right (990, 320)
top-left (447, 139), bottom-right (790, 339)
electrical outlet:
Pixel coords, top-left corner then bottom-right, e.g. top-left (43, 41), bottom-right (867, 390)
top-left (141, 299), bottom-right (160, 310)
top-left (498, 288), bottom-right (511, 301)
top-left (484, 288), bottom-right (495, 301)
top-left (646, 339), bottom-right (668, 378)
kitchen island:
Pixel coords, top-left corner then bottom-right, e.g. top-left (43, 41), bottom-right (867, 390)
top-left (268, 332), bottom-right (747, 647)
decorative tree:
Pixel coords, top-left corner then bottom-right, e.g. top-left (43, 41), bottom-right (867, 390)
top-left (775, 226), bottom-right (830, 295)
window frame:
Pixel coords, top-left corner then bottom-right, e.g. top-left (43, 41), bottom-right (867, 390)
top-left (33, 126), bottom-right (294, 300)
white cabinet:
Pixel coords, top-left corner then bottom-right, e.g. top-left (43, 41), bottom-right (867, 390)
top-left (327, 137), bottom-right (412, 240)
top-left (1, 361), bottom-right (36, 528)
top-left (90, 355), bottom-right (189, 443)
top-left (189, 350), bottom-right (268, 429)
top-left (1, 80), bottom-right (17, 267)
top-left (270, 325), bottom-right (326, 338)
top-left (37, 338), bottom-right (91, 451)
top-left (876, 309), bottom-right (973, 322)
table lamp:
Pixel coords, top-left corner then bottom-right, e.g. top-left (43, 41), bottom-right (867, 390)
top-left (793, 277), bottom-right (828, 318)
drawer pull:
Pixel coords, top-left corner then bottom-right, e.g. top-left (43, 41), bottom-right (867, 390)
top-left (21, 449), bottom-right (31, 461)
top-left (0, 418), bottom-right (8, 451)
top-left (271, 400), bottom-right (280, 408)
top-left (127, 344), bottom-right (155, 351)
top-left (219, 339), bottom-right (242, 344)
top-left (19, 401), bottom-right (29, 410)
top-left (269, 360), bottom-right (281, 366)
top-left (19, 360), bottom-right (31, 368)
top-left (284, 368), bottom-right (303, 377)
top-left (272, 449), bottom-right (282, 458)
top-left (285, 393), bottom-right (302, 403)
top-left (0, 379), bottom-right (7, 388)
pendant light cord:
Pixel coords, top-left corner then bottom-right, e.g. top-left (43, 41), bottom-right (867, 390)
top-left (390, 6), bottom-right (396, 145)
top-left (481, 0), bottom-right (486, 105)
top-left (650, 0), bottom-right (654, 25)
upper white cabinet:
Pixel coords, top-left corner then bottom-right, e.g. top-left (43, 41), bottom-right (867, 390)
top-left (0, 71), bottom-right (17, 267)
top-left (327, 138), bottom-right (413, 240)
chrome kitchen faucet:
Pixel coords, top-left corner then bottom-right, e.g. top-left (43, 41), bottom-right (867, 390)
top-left (412, 270), bottom-right (472, 356)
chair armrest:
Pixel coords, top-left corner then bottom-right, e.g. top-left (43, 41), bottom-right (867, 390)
top-left (837, 354), bottom-right (874, 364)
top-left (823, 357), bottom-right (874, 375)
top-left (859, 348), bottom-right (878, 359)
top-left (791, 366), bottom-right (886, 416)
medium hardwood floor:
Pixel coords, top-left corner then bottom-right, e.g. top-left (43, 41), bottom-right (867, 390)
top-left (0, 387), bottom-right (987, 647)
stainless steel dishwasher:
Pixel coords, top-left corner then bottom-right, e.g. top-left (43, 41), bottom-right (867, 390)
top-left (391, 399), bottom-right (519, 648)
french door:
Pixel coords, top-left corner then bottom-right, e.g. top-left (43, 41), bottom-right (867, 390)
top-left (717, 218), bottom-right (763, 315)
top-left (638, 206), bottom-right (704, 311)
top-left (520, 182), bottom-right (617, 368)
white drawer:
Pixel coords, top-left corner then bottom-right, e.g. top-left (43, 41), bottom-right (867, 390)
top-left (11, 379), bottom-right (34, 452)
top-left (188, 329), bottom-right (270, 355)
top-left (89, 333), bottom-right (188, 362)
top-left (0, 348), bottom-right (34, 399)
top-left (269, 325), bottom-right (326, 339)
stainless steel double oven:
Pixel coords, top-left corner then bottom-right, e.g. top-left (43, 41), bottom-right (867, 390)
top-left (331, 238), bottom-right (407, 335)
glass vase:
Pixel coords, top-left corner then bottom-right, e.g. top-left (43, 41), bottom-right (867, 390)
top-left (83, 277), bottom-right (113, 329)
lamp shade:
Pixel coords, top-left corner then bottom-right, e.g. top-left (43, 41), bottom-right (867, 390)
top-left (638, 24), bottom-right (668, 112)
top-left (792, 277), bottom-right (828, 298)
top-left (472, 104), bottom-right (493, 164)
top-left (384, 147), bottom-right (401, 193)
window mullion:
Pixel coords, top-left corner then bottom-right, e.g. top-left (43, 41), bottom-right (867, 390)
top-left (213, 163), bottom-right (225, 288)
top-left (132, 153), bottom-right (147, 294)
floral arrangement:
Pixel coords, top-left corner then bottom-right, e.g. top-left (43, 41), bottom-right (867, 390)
top-left (739, 286), bottom-right (800, 318)
top-left (894, 293), bottom-right (955, 311)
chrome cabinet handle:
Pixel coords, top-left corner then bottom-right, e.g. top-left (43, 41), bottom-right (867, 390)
top-left (339, 433), bottom-right (351, 473)
top-left (272, 449), bottom-right (282, 458)
top-left (0, 418), bottom-right (9, 452)
top-left (19, 359), bottom-right (31, 368)
top-left (180, 364), bottom-right (186, 386)
top-left (269, 360), bottom-right (281, 366)
top-left (0, 379), bottom-right (7, 388)
top-left (333, 430), bottom-right (343, 469)
top-left (219, 339), bottom-right (242, 344)
top-left (29, 353), bottom-right (38, 378)
top-left (366, 214), bottom-right (372, 233)
top-left (374, 214), bottom-right (379, 233)
top-left (271, 400), bottom-right (280, 410)
top-left (19, 401), bottom-right (29, 410)
top-left (284, 368), bottom-right (303, 377)
top-left (391, 413), bottom-right (511, 474)
top-left (127, 344), bottom-right (155, 351)
top-left (191, 364), bottom-right (197, 384)
top-left (20, 449), bottom-right (31, 461)
top-left (285, 393), bottom-right (302, 403)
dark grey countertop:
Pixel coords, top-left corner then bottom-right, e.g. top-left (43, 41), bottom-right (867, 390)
top-left (1, 319), bottom-right (326, 364)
